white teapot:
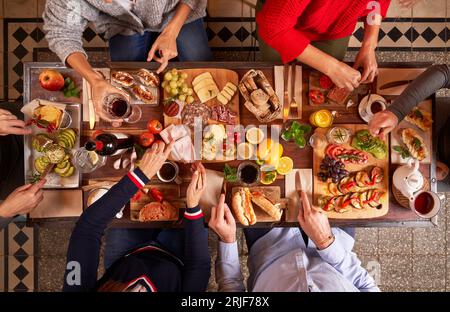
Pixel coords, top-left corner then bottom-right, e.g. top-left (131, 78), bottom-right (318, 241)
top-left (392, 158), bottom-right (424, 202)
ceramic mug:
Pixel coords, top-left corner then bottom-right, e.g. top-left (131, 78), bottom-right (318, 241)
top-left (157, 161), bottom-right (182, 184)
top-left (409, 190), bottom-right (445, 219)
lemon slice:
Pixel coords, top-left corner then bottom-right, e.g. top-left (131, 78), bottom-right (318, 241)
top-left (237, 142), bottom-right (254, 160)
top-left (276, 156), bottom-right (293, 175)
top-left (88, 150), bottom-right (99, 165)
top-left (260, 170), bottom-right (277, 185)
top-left (246, 127), bottom-right (265, 145)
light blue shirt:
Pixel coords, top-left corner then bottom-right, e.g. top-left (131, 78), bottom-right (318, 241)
top-left (215, 227), bottom-right (379, 292)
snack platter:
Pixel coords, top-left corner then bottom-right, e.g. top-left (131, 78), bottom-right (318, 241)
top-left (313, 124), bottom-right (390, 219)
top-left (23, 103), bottom-right (82, 189)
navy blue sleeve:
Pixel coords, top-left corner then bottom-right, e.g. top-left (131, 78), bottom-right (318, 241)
top-left (181, 205), bottom-right (211, 292)
top-left (63, 168), bottom-right (149, 292)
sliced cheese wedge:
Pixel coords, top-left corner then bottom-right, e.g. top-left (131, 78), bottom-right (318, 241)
top-left (193, 78), bottom-right (216, 93)
top-left (197, 86), bottom-right (219, 103)
top-left (192, 72), bottom-right (213, 86)
top-left (223, 86), bottom-right (235, 97)
top-left (225, 82), bottom-right (237, 92)
top-left (221, 90), bottom-right (232, 101)
top-left (217, 93), bottom-right (228, 105)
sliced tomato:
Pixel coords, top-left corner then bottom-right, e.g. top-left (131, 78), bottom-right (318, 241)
top-left (149, 188), bottom-right (164, 203)
top-left (319, 75), bottom-right (334, 89)
top-left (309, 89), bottom-right (325, 105)
top-left (131, 190), bottom-right (144, 202)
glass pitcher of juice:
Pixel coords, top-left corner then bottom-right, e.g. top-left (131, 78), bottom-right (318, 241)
top-left (309, 109), bottom-right (335, 128)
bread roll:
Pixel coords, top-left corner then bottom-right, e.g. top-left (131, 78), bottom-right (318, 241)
top-left (251, 89), bottom-right (270, 106)
top-left (251, 191), bottom-right (282, 220)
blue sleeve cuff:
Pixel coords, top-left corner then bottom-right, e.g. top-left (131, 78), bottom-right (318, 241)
top-left (316, 237), bottom-right (346, 265)
top-left (184, 205), bottom-right (203, 220)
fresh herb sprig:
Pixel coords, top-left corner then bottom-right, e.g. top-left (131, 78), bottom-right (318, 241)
top-left (224, 164), bottom-right (238, 182)
top-left (393, 145), bottom-right (411, 159)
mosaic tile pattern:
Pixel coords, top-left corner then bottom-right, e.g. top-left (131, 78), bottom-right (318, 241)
top-left (0, 221), bottom-right (37, 292)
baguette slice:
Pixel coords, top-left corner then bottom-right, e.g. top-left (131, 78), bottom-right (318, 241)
top-left (250, 191), bottom-right (282, 221)
top-left (232, 188), bottom-right (257, 225)
top-left (401, 128), bottom-right (428, 161)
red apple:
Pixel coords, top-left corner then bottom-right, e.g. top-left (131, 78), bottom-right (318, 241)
top-left (39, 69), bottom-right (65, 91)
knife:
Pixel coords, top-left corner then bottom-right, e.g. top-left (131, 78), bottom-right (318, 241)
top-left (295, 170), bottom-right (303, 196)
top-left (379, 80), bottom-right (412, 90)
top-left (282, 63), bottom-right (290, 122)
top-left (40, 163), bottom-right (55, 180)
top-left (86, 80), bottom-right (96, 129)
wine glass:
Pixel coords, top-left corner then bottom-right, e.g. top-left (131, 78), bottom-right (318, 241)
top-left (102, 93), bottom-right (142, 124)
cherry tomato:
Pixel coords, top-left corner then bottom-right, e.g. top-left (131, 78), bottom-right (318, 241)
top-left (131, 190), bottom-right (144, 202)
top-left (149, 188), bottom-right (164, 202)
top-left (147, 119), bottom-right (163, 134)
top-left (309, 89), bottom-right (325, 105)
top-left (139, 132), bottom-right (155, 147)
top-left (319, 75), bottom-right (334, 89)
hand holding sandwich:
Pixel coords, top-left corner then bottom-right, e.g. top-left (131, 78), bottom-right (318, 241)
top-left (298, 191), bottom-right (334, 250)
top-left (186, 162), bottom-right (207, 208)
top-left (209, 194), bottom-right (236, 243)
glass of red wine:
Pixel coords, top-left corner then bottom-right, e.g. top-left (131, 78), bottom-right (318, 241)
top-left (102, 93), bottom-right (142, 124)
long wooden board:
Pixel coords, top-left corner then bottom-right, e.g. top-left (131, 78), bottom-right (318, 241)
top-left (313, 124), bottom-right (389, 219)
top-left (163, 68), bottom-right (240, 126)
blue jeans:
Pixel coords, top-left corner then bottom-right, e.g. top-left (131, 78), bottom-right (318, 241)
top-left (104, 228), bottom-right (186, 270)
top-left (109, 18), bottom-right (212, 62)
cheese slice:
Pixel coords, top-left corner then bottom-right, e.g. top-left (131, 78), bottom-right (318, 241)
top-left (223, 86), bottom-right (235, 97)
top-left (197, 86), bottom-right (219, 103)
top-left (225, 82), bottom-right (237, 92)
top-left (193, 78), bottom-right (216, 93)
top-left (220, 90), bottom-right (232, 101)
top-left (217, 93), bottom-right (228, 105)
top-left (192, 72), bottom-right (213, 87)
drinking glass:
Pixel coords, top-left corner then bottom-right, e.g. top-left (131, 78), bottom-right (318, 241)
top-left (102, 93), bottom-right (142, 124)
top-left (73, 147), bottom-right (106, 173)
top-left (308, 131), bottom-right (327, 150)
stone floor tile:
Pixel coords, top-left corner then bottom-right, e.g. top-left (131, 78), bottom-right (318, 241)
top-left (38, 226), bottom-right (73, 256)
top-left (354, 228), bottom-right (378, 255)
top-left (412, 225), bottom-right (446, 255)
top-left (37, 255), bottom-right (65, 292)
top-left (411, 255), bottom-right (446, 290)
top-left (378, 254), bottom-right (412, 289)
top-left (378, 228), bottom-right (412, 255)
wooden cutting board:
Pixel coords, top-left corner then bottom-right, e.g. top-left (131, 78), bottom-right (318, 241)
top-left (390, 100), bottom-right (432, 164)
top-left (376, 68), bottom-right (426, 96)
top-left (130, 184), bottom-right (184, 221)
top-left (231, 186), bottom-right (287, 223)
top-left (163, 68), bottom-right (240, 127)
top-left (313, 124), bottom-right (389, 219)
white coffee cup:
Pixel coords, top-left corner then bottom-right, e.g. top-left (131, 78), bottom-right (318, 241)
top-left (409, 190), bottom-right (444, 219)
top-left (157, 161), bottom-right (182, 184)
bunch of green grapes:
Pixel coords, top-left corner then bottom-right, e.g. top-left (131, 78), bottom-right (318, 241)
top-left (162, 68), bottom-right (195, 104)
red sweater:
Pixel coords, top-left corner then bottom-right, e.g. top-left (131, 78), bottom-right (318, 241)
top-left (256, 0), bottom-right (391, 63)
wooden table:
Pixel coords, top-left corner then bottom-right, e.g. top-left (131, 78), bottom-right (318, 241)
top-left (24, 61), bottom-right (437, 228)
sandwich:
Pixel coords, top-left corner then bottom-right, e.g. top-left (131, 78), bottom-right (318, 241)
top-left (405, 108), bottom-right (432, 132)
top-left (232, 188), bottom-right (257, 225)
top-left (33, 104), bottom-right (63, 128)
top-left (250, 191), bottom-right (282, 221)
top-left (401, 128), bottom-right (428, 161)
top-left (139, 201), bottom-right (177, 221)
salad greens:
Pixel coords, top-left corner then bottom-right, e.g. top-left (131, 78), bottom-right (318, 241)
top-left (224, 164), bottom-right (238, 182)
top-left (351, 129), bottom-right (387, 159)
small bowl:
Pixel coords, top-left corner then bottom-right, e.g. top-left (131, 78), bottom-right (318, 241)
top-left (237, 161), bottom-right (261, 186)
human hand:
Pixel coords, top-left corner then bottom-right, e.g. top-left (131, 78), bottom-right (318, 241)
top-left (186, 162), bottom-right (206, 208)
top-left (297, 190), bottom-right (334, 250)
top-left (327, 61), bottom-right (362, 91)
top-left (0, 179), bottom-right (46, 218)
top-left (208, 194), bottom-right (236, 243)
top-left (139, 140), bottom-right (174, 180)
top-left (368, 110), bottom-right (398, 140)
top-left (354, 46), bottom-right (378, 84)
top-left (90, 78), bottom-right (131, 122)
top-left (0, 108), bottom-right (31, 136)
top-left (147, 29), bottom-right (178, 74)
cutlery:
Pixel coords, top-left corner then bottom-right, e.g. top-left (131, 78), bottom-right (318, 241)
top-left (295, 170), bottom-right (303, 196)
top-left (282, 63), bottom-right (290, 122)
top-left (86, 81), bottom-right (96, 130)
top-left (288, 63), bottom-right (299, 117)
top-left (379, 79), bottom-right (412, 90)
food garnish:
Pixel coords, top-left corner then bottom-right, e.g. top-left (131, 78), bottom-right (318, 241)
top-left (224, 164), bottom-right (238, 182)
top-left (351, 129), bottom-right (387, 159)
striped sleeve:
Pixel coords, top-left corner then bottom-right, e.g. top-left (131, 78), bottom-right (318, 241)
top-left (184, 206), bottom-right (204, 221)
top-left (126, 168), bottom-right (150, 190)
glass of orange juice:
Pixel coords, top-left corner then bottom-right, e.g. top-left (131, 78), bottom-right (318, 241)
top-left (309, 109), bottom-right (336, 128)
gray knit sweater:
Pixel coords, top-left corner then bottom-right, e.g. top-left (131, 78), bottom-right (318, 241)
top-left (43, 0), bottom-right (207, 64)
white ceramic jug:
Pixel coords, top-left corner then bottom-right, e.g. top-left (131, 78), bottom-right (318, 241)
top-left (392, 158), bottom-right (424, 202)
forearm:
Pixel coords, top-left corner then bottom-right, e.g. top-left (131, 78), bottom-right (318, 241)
top-left (361, 22), bottom-right (380, 50)
top-left (387, 64), bottom-right (450, 121)
top-left (164, 2), bottom-right (192, 36)
top-left (182, 206), bottom-right (211, 291)
top-left (63, 168), bottom-right (149, 291)
top-left (215, 241), bottom-right (245, 292)
top-left (296, 44), bottom-right (340, 77)
top-left (66, 52), bottom-right (103, 85)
